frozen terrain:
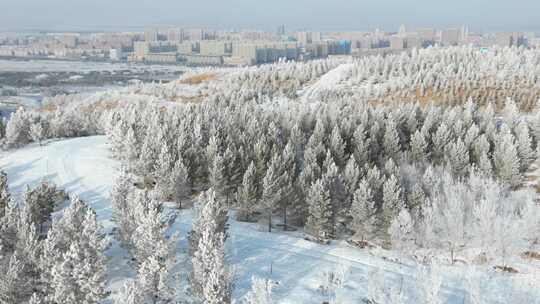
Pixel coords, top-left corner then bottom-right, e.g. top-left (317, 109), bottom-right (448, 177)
top-left (1, 136), bottom-right (539, 303)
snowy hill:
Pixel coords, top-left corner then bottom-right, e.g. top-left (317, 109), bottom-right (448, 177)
top-left (1, 136), bottom-right (537, 303)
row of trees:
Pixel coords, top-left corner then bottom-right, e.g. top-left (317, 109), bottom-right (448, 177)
top-left (111, 166), bottom-right (233, 304)
top-left (317, 46), bottom-right (540, 111)
top-left (106, 94), bottom-right (539, 256)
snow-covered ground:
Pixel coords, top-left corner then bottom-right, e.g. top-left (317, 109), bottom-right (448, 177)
top-left (1, 136), bottom-right (539, 303)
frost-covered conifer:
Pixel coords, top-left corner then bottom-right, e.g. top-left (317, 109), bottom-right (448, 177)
top-left (514, 120), bottom-right (534, 171)
top-left (410, 130), bottom-right (428, 163)
top-left (306, 179), bottom-right (333, 241)
top-left (0, 171), bottom-right (10, 218)
top-left (172, 157), bottom-right (191, 209)
top-left (493, 129), bottom-right (521, 188)
top-left (329, 125), bottom-right (346, 168)
top-left (383, 114), bottom-right (401, 160)
top-left (236, 161), bottom-right (258, 222)
top-left (381, 175), bottom-right (403, 235)
top-left (190, 189), bottom-right (231, 303)
top-left (209, 153), bottom-right (228, 199)
top-left (131, 194), bottom-right (175, 266)
top-left (0, 254), bottom-right (32, 303)
top-left (5, 107), bottom-right (31, 148)
top-left (261, 160), bottom-right (281, 233)
top-left (30, 122), bottom-right (45, 146)
top-left (446, 138), bottom-right (469, 177)
top-left (42, 197), bottom-right (108, 304)
top-left (349, 179), bottom-right (376, 241)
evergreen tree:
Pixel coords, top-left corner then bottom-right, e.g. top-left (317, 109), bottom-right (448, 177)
top-left (24, 181), bottom-right (59, 235)
top-left (381, 175), bottom-right (403, 236)
top-left (383, 114), bottom-right (401, 160)
top-left (41, 197), bottom-right (108, 303)
top-left (514, 120), bottom-right (534, 171)
top-left (342, 158), bottom-right (360, 211)
top-left (350, 179), bottom-right (376, 241)
top-left (493, 129), bottom-right (521, 188)
top-left (0, 171), bottom-right (10, 218)
top-left (111, 168), bottom-right (132, 246)
top-left (5, 107), bottom-right (31, 148)
top-left (172, 157), bottom-right (191, 209)
top-left (305, 179), bottom-right (333, 241)
top-left (446, 139), bottom-right (470, 177)
top-left (410, 130), bottom-right (428, 163)
top-left (131, 195), bottom-right (174, 267)
top-left (190, 189), bottom-right (231, 303)
top-left (261, 159), bottom-right (281, 233)
top-left (329, 125), bottom-right (346, 168)
top-left (236, 162), bottom-right (258, 222)
top-left (0, 254), bottom-right (32, 304)
top-left (209, 153), bottom-right (228, 199)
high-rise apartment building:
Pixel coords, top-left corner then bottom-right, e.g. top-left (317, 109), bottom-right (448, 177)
top-left (144, 28), bottom-right (159, 42)
top-left (167, 28), bottom-right (184, 42)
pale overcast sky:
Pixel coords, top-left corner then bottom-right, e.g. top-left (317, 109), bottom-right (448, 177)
top-left (1, 0), bottom-right (539, 32)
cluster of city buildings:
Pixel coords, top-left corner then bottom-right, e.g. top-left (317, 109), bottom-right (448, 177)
top-left (0, 25), bottom-right (538, 66)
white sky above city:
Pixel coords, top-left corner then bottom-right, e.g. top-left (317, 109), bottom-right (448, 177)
top-left (1, 0), bottom-right (539, 32)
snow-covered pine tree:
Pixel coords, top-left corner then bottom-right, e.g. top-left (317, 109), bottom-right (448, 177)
top-left (0, 254), bottom-right (32, 303)
top-left (5, 107), bottom-right (31, 148)
top-left (115, 280), bottom-right (144, 304)
top-left (383, 114), bottom-right (402, 161)
top-left (136, 254), bottom-right (173, 303)
top-left (353, 122), bottom-right (370, 165)
top-left (131, 194), bottom-right (175, 267)
top-left (236, 161), bottom-right (258, 222)
top-left (30, 122), bottom-right (44, 146)
top-left (209, 153), bottom-right (228, 200)
top-left (0, 171), bottom-right (10, 218)
top-left (349, 179), bottom-right (376, 242)
top-left (261, 158), bottom-right (281, 233)
top-left (446, 138), bottom-right (470, 177)
top-left (24, 181), bottom-right (60, 235)
top-left (305, 179), bottom-right (333, 242)
top-left (514, 120), bottom-right (534, 171)
top-left (172, 157), bottom-right (191, 209)
top-left (329, 125), bottom-right (346, 168)
top-left (493, 128), bottom-right (521, 188)
top-left (188, 188), bottom-right (228, 258)
top-left (432, 122), bottom-right (451, 164)
top-left (41, 197), bottom-right (109, 303)
top-left (410, 130), bottom-right (428, 163)
top-left (381, 174), bottom-right (403, 238)
top-left (155, 142), bottom-right (175, 200)
top-left (111, 168), bottom-right (132, 246)
top-left (342, 158), bottom-right (360, 211)
top-left (190, 189), bottom-right (231, 303)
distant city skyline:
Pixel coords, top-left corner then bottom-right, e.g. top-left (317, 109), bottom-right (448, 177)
top-left (1, 0), bottom-right (540, 33)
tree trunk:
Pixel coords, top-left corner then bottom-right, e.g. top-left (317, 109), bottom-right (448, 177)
top-left (283, 206), bottom-right (288, 231)
top-left (268, 213), bottom-right (272, 233)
